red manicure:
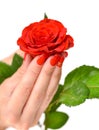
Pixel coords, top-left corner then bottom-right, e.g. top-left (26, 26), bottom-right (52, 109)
top-left (50, 55), bottom-right (61, 66)
top-left (57, 56), bottom-right (65, 67)
top-left (57, 52), bottom-right (68, 67)
top-left (37, 54), bottom-right (48, 65)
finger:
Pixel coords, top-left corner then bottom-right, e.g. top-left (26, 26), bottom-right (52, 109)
top-left (8, 54), bottom-right (47, 118)
top-left (34, 66), bottom-right (62, 124)
top-left (40, 52), bottom-right (66, 109)
top-left (20, 55), bottom-right (60, 127)
top-left (9, 54), bottom-right (32, 86)
top-left (34, 52), bottom-right (66, 123)
top-left (0, 54), bottom-right (32, 97)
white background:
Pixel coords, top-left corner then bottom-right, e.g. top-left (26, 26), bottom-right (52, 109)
top-left (0, 0), bottom-right (99, 130)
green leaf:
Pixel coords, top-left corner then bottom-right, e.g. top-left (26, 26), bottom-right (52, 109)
top-left (44, 111), bottom-right (69, 129)
top-left (59, 81), bottom-right (90, 106)
top-left (11, 53), bottom-right (23, 72)
top-left (0, 62), bottom-right (13, 83)
top-left (58, 65), bottom-right (99, 106)
top-left (64, 65), bottom-right (99, 89)
top-left (0, 54), bottom-right (23, 84)
top-left (44, 13), bottom-right (48, 19)
top-left (65, 65), bottom-right (99, 99)
top-left (84, 69), bottom-right (99, 98)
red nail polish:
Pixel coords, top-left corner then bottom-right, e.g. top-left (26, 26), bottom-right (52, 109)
top-left (57, 56), bottom-right (65, 67)
top-left (64, 52), bottom-right (68, 57)
top-left (37, 54), bottom-right (48, 65)
top-left (50, 55), bottom-right (61, 66)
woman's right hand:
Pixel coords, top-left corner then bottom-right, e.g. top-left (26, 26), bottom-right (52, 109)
top-left (0, 51), bottom-right (65, 130)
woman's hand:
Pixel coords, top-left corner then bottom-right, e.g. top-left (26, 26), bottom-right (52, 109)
top-left (0, 50), bottom-right (65, 130)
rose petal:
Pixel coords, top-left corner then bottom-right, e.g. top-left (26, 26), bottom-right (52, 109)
top-left (17, 18), bottom-right (74, 57)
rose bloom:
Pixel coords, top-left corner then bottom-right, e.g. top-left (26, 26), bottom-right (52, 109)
top-left (17, 18), bottom-right (74, 57)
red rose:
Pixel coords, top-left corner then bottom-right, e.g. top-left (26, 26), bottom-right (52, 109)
top-left (17, 18), bottom-right (74, 57)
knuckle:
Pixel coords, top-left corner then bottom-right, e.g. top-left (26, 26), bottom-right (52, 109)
top-left (31, 69), bottom-right (39, 76)
top-left (29, 65), bottom-right (41, 77)
top-left (46, 92), bottom-right (52, 103)
top-left (17, 65), bottom-right (26, 76)
top-left (44, 67), bottom-right (54, 76)
top-left (53, 69), bottom-right (61, 78)
top-left (54, 72), bottom-right (61, 78)
top-left (35, 93), bottom-right (43, 101)
top-left (19, 82), bottom-right (32, 95)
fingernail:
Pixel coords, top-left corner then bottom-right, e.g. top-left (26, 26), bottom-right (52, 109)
top-left (64, 52), bottom-right (68, 57)
top-left (37, 54), bottom-right (48, 65)
top-left (50, 55), bottom-right (61, 66)
top-left (57, 52), bottom-right (68, 67)
top-left (57, 56), bottom-right (65, 67)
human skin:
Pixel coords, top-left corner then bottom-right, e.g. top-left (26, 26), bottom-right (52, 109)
top-left (0, 50), bottom-right (65, 130)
